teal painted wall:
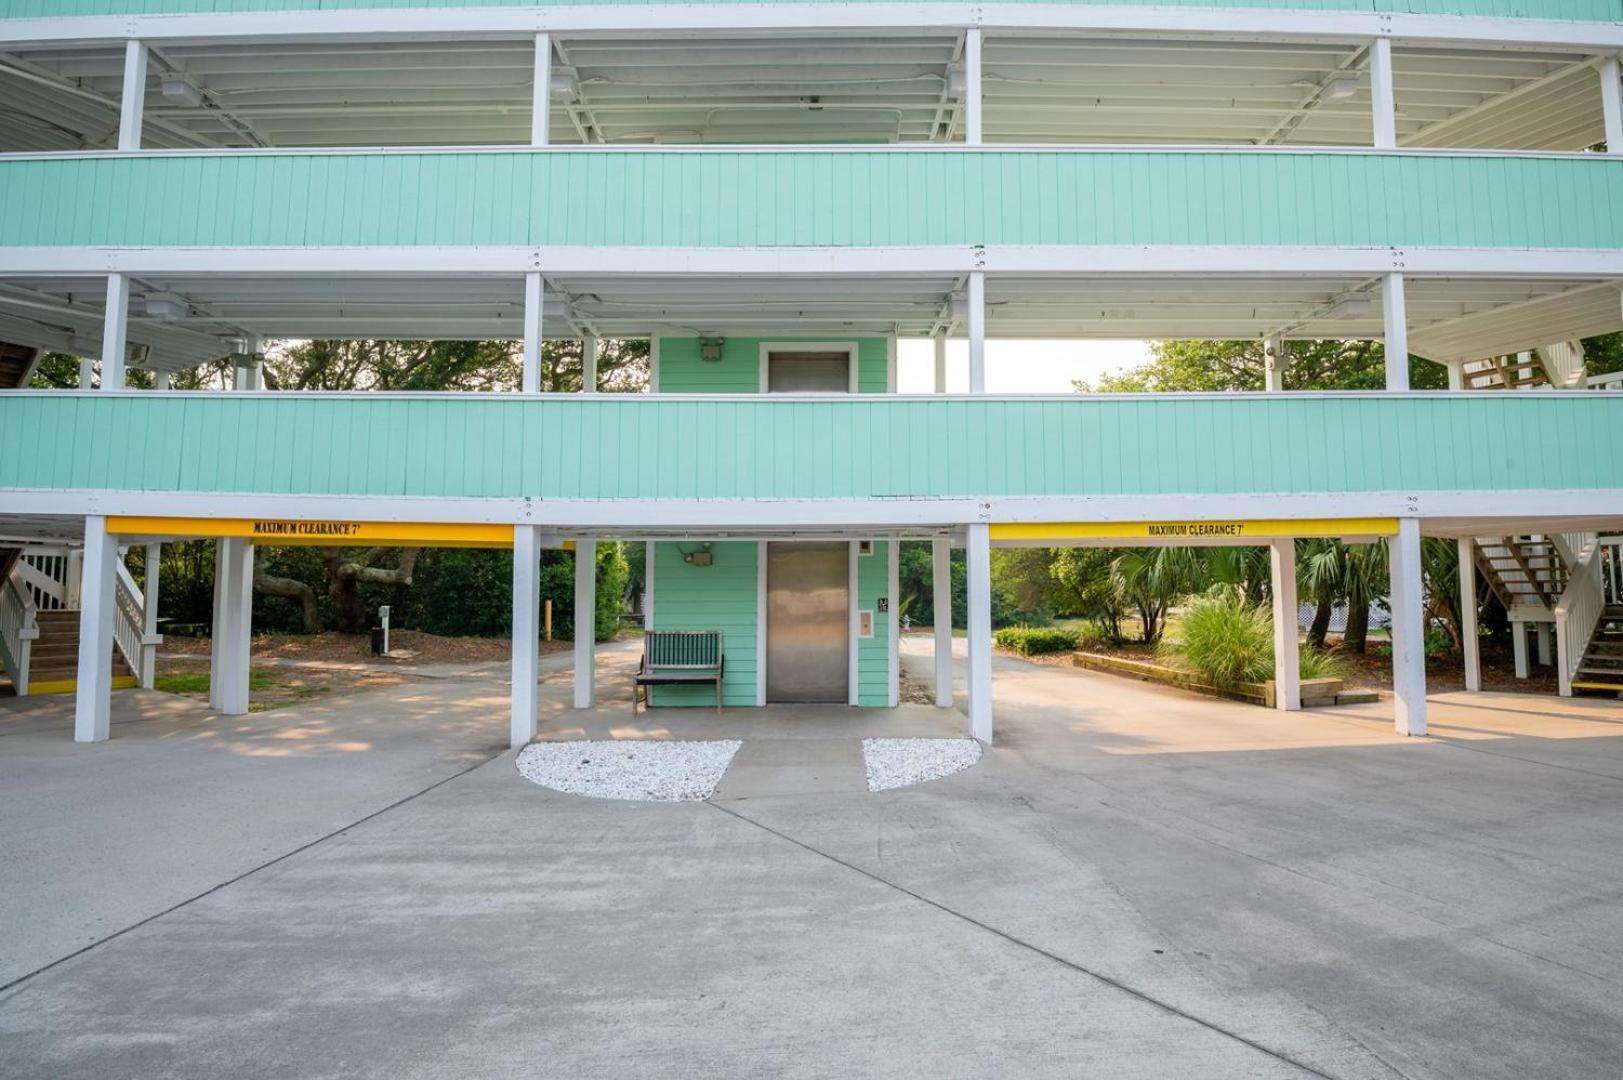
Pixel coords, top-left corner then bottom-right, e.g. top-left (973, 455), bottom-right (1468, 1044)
top-left (649, 540), bottom-right (758, 707)
top-left (4, 392), bottom-right (1623, 499)
top-left (657, 337), bottom-right (889, 394)
top-left (4, 151), bottom-right (1621, 251)
top-left (4, 0), bottom-right (1618, 21)
top-left (856, 542), bottom-right (893, 708)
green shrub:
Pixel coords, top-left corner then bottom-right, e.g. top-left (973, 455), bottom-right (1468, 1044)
top-left (1297, 646), bottom-right (1351, 682)
top-left (994, 626), bottom-right (1081, 656)
top-left (1161, 591), bottom-right (1273, 689)
top-left (1073, 619), bottom-right (1115, 651)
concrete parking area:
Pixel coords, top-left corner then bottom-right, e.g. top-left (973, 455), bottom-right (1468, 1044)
top-left (3, 640), bottom-right (1622, 1079)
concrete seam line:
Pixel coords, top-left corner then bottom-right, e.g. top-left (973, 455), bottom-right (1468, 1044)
top-left (708, 801), bottom-right (1346, 1080)
top-left (0, 748), bottom-right (510, 1001)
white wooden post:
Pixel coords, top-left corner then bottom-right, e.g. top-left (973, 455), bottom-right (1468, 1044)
top-left (932, 538), bottom-right (954, 707)
top-left (573, 540), bottom-right (596, 709)
top-left (141, 542), bottom-right (161, 689)
top-left (964, 27), bottom-right (983, 145)
top-left (582, 336), bottom-right (598, 394)
top-left (1511, 620), bottom-right (1529, 679)
top-left (119, 40), bottom-right (148, 152)
top-left (78, 357), bottom-right (95, 389)
top-left (210, 538), bottom-right (252, 716)
top-left (523, 273), bottom-right (544, 394)
top-left (967, 271), bottom-right (986, 393)
top-left (235, 335), bottom-right (262, 391)
top-left (154, 371), bottom-right (170, 391)
top-left (1264, 336), bottom-right (1287, 393)
top-left (933, 332), bottom-right (948, 393)
top-left (1457, 538), bottom-right (1480, 692)
top-left (1446, 362), bottom-right (1464, 392)
top-left (888, 540), bottom-right (901, 708)
top-left (1383, 272), bottom-right (1408, 391)
top-left (1536, 623), bottom-right (1552, 667)
top-left (512, 525), bottom-right (541, 747)
top-left (532, 33), bottom-right (552, 146)
top-left (1600, 55), bottom-right (1622, 155)
top-left (965, 523), bottom-right (993, 743)
top-left (1389, 518), bottom-right (1427, 736)
top-left (1370, 37), bottom-right (1397, 149)
top-left (1270, 538), bottom-right (1300, 711)
top-left (102, 273), bottom-right (129, 390)
top-left (74, 516), bottom-right (118, 743)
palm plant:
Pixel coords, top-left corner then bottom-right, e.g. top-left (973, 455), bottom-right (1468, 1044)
top-left (1298, 539), bottom-right (1389, 653)
top-left (1111, 546), bottom-right (1208, 643)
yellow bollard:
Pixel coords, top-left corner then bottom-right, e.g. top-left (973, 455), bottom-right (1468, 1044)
top-left (543, 599), bottom-right (553, 642)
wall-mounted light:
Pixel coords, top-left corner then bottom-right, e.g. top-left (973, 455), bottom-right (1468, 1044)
top-left (681, 542), bottom-right (714, 567)
top-left (699, 337), bottom-right (725, 362)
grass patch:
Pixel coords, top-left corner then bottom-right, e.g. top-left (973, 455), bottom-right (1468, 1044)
top-left (155, 671), bottom-right (278, 695)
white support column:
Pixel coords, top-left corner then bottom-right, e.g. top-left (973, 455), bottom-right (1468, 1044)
top-left (967, 270), bottom-right (986, 393)
top-left (210, 538), bottom-right (253, 716)
top-left (888, 540), bottom-right (901, 708)
top-left (511, 525), bottom-right (541, 747)
top-left (154, 371), bottom-right (170, 391)
top-left (965, 523), bottom-right (993, 743)
top-left (78, 356), bottom-right (95, 389)
top-left (573, 539), bottom-right (596, 709)
top-left (118, 40), bottom-right (148, 152)
top-left (74, 516), bottom-right (118, 744)
top-left (522, 273), bottom-right (544, 394)
top-left (532, 33), bottom-right (552, 146)
top-left (234, 335), bottom-right (262, 391)
top-left (1600, 55), bottom-right (1622, 155)
top-left (1269, 538), bottom-right (1301, 711)
top-left (101, 273), bottom-right (129, 390)
top-left (1382, 272), bottom-right (1408, 392)
top-left (140, 542), bottom-right (161, 689)
top-left (1389, 518), bottom-right (1427, 736)
top-left (1264, 336), bottom-right (1287, 393)
top-left (933, 332), bottom-right (948, 393)
top-left (1446, 362), bottom-right (1464, 392)
top-left (1536, 623), bottom-right (1552, 667)
top-left (582, 336), bottom-right (598, 394)
top-left (963, 27), bottom-right (983, 146)
top-left (932, 537), bottom-right (954, 707)
top-left (1370, 37), bottom-right (1397, 149)
top-left (1511, 621), bottom-right (1529, 679)
top-left (1457, 538), bottom-right (1481, 692)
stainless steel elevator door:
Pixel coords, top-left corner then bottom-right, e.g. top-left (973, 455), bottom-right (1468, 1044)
top-left (767, 352), bottom-right (850, 393)
top-left (766, 542), bottom-right (850, 703)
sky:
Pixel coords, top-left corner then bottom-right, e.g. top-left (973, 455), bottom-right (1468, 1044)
top-left (896, 338), bottom-right (1154, 393)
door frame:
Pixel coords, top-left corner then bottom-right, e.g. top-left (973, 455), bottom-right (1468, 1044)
top-left (757, 539), bottom-right (857, 706)
top-left (757, 341), bottom-right (860, 394)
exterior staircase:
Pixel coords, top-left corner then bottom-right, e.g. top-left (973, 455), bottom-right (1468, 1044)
top-left (0, 342), bottom-right (42, 389)
top-left (1574, 607), bottom-right (1623, 692)
top-left (1472, 535), bottom-right (1567, 619)
top-left (0, 547), bottom-right (149, 697)
top-left (1460, 341), bottom-right (1586, 392)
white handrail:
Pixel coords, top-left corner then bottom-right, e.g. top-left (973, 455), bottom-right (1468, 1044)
top-left (1601, 536), bottom-right (1623, 608)
top-left (0, 570), bottom-right (38, 696)
top-left (1554, 534), bottom-right (1604, 698)
top-left (113, 560), bottom-right (145, 683)
top-left (16, 553), bottom-right (69, 610)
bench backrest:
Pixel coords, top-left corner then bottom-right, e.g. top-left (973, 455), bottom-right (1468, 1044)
top-left (645, 629), bottom-right (722, 669)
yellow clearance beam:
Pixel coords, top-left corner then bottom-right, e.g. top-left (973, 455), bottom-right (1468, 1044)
top-left (991, 518), bottom-right (1399, 544)
top-left (105, 516), bottom-right (572, 550)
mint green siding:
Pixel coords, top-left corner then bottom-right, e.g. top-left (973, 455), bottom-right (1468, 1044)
top-left (4, 151), bottom-right (1621, 251)
top-left (4, 392), bottom-right (1623, 499)
top-left (856, 543), bottom-right (893, 708)
top-left (4, 0), bottom-right (1619, 21)
top-left (649, 541), bottom-right (757, 707)
top-left (657, 338), bottom-right (888, 394)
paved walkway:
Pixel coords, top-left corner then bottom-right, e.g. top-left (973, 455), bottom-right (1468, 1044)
top-left (3, 640), bottom-right (1622, 1079)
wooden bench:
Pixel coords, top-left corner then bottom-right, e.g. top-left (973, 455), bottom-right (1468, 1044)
top-left (634, 630), bottom-right (724, 714)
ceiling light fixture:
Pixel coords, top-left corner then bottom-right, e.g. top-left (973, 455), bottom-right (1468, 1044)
top-left (1324, 77), bottom-right (1359, 100)
top-left (159, 77), bottom-right (205, 108)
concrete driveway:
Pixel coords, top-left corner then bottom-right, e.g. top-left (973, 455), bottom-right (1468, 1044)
top-left (3, 639), bottom-right (1622, 1079)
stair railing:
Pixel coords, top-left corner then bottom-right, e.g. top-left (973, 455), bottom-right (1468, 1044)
top-left (1601, 536), bottom-right (1623, 607)
top-left (113, 560), bottom-right (150, 686)
top-left (1, 567), bottom-right (40, 696)
top-left (16, 549), bottom-right (70, 611)
top-left (1554, 534), bottom-right (1604, 698)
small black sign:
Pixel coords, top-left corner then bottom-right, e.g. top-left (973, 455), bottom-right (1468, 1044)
top-left (877, 597), bottom-right (889, 612)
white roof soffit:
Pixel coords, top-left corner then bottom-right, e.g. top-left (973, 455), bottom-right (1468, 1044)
top-left (0, 34), bottom-right (1608, 152)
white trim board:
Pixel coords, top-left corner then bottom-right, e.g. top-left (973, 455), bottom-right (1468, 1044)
top-left (6, 245), bottom-right (1622, 278)
top-left (756, 539), bottom-right (768, 707)
top-left (3, 5), bottom-right (1620, 53)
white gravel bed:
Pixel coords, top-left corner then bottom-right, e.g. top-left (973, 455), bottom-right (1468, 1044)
top-left (862, 738), bottom-right (983, 792)
top-left (515, 739), bottom-right (742, 802)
